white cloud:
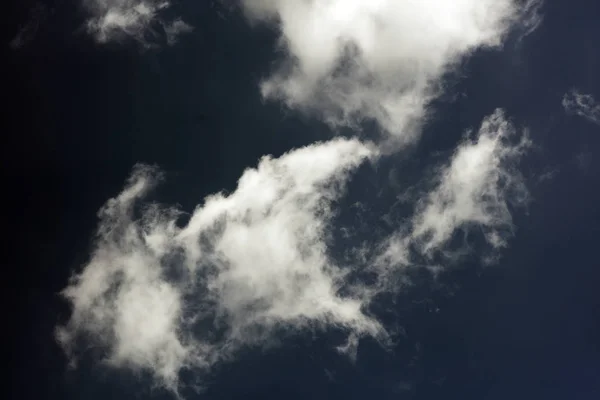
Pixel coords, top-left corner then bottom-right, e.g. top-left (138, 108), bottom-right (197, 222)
top-left (83, 0), bottom-right (192, 45)
top-left (57, 139), bottom-right (383, 390)
top-left (55, 166), bottom-right (194, 391)
top-left (411, 110), bottom-right (529, 253)
top-left (58, 1), bottom-right (540, 394)
top-left (58, 112), bottom-right (532, 392)
top-left (240, 0), bottom-right (540, 144)
top-left (379, 110), bottom-right (530, 267)
top-left (562, 89), bottom-right (600, 125)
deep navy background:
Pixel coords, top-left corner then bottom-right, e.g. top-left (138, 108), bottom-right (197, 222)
top-left (5, 1), bottom-right (600, 399)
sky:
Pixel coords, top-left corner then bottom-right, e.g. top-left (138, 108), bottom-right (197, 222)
top-left (6, 1), bottom-right (600, 399)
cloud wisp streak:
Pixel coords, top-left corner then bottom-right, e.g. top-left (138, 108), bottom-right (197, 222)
top-left (562, 89), bottom-right (600, 125)
top-left (378, 110), bottom-right (530, 276)
top-left (240, 0), bottom-right (541, 144)
top-left (82, 0), bottom-right (191, 45)
top-left (9, 2), bottom-right (48, 50)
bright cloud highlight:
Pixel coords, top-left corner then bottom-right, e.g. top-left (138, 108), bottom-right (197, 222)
top-left (241, 0), bottom-right (539, 143)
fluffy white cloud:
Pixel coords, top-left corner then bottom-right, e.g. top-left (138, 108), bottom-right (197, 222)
top-left (55, 166), bottom-right (193, 391)
top-left (58, 111), bottom-right (532, 392)
top-left (59, 1), bottom-right (540, 394)
top-left (83, 0), bottom-right (191, 45)
top-left (57, 139), bottom-right (383, 390)
top-left (562, 89), bottom-right (600, 125)
top-left (240, 0), bottom-right (539, 143)
top-left (379, 110), bottom-right (530, 267)
top-left (411, 110), bottom-right (529, 253)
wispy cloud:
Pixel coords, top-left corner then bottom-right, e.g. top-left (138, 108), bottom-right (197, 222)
top-left (57, 111), bottom-right (531, 392)
top-left (57, 139), bottom-right (383, 391)
top-left (562, 89), bottom-right (600, 125)
top-left (379, 110), bottom-right (530, 265)
top-left (9, 2), bottom-right (48, 50)
top-left (240, 0), bottom-right (541, 145)
top-left (512, 0), bottom-right (544, 43)
top-left (58, 1), bottom-right (539, 395)
top-left (83, 0), bottom-right (192, 45)
top-left (411, 110), bottom-right (529, 255)
top-left (376, 110), bottom-right (529, 279)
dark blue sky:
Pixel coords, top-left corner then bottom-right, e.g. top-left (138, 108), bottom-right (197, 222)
top-left (6, 1), bottom-right (600, 399)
